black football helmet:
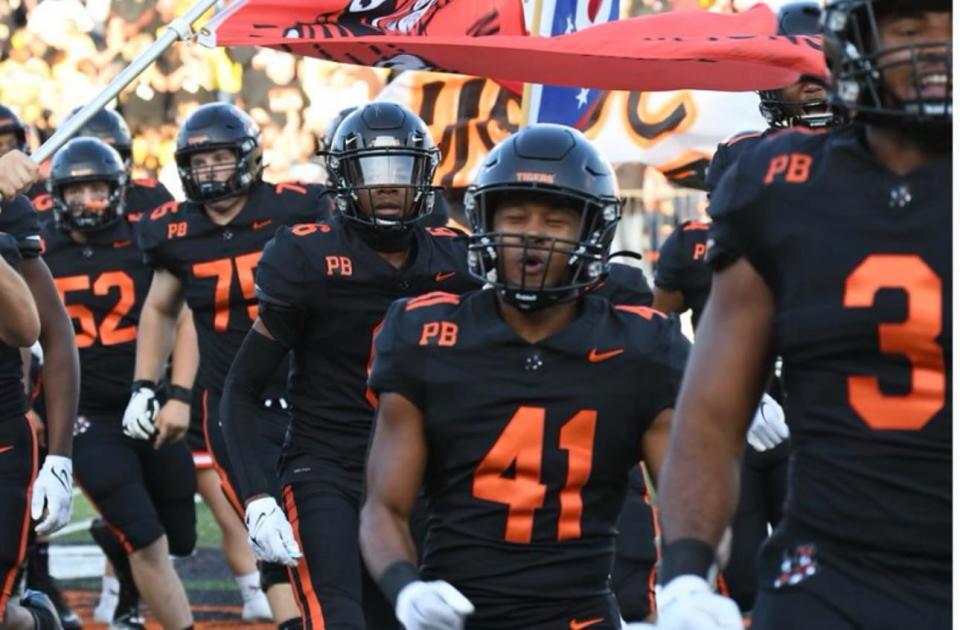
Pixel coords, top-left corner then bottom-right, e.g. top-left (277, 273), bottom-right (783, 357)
top-left (48, 138), bottom-right (127, 232)
top-left (174, 103), bottom-right (263, 204)
top-left (464, 124), bottom-right (621, 312)
top-left (68, 107), bottom-right (133, 167)
top-left (759, 2), bottom-right (836, 129)
top-left (823, 0), bottom-right (951, 126)
top-left (0, 105), bottom-right (28, 155)
top-left (327, 102), bottom-right (439, 234)
top-left (319, 106), bottom-right (358, 186)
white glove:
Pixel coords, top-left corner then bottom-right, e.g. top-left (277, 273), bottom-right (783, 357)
top-left (746, 393), bottom-right (789, 452)
top-left (245, 496), bottom-right (302, 567)
top-left (122, 383), bottom-right (159, 440)
top-left (396, 580), bottom-right (475, 630)
top-left (31, 455), bottom-right (73, 535)
top-left (656, 576), bottom-right (743, 630)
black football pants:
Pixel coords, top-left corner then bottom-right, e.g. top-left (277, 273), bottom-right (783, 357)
top-left (0, 416), bottom-right (36, 623)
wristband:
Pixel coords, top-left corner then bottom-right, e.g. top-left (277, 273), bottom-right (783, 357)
top-left (132, 379), bottom-right (156, 392)
top-left (379, 561), bottom-right (419, 607)
top-left (659, 538), bottom-right (717, 584)
top-left (167, 385), bottom-right (192, 404)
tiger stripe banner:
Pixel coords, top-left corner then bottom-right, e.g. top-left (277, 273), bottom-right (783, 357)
top-left (205, 1), bottom-right (825, 92)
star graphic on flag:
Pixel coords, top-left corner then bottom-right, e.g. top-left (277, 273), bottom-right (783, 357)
top-left (576, 88), bottom-right (590, 108)
top-left (565, 15), bottom-right (575, 34)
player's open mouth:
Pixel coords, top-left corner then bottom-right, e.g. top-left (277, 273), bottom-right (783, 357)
top-left (918, 73), bottom-right (949, 99)
top-left (522, 254), bottom-right (546, 275)
top-left (374, 206), bottom-right (402, 218)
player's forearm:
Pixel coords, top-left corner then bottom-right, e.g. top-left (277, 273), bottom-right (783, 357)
top-left (134, 301), bottom-right (179, 382)
top-left (0, 261), bottom-right (40, 346)
top-left (170, 307), bottom-right (199, 389)
top-left (23, 258), bottom-right (78, 457)
top-left (220, 327), bottom-right (286, 500)
top-left (359, 500), bottom-right (418, 580)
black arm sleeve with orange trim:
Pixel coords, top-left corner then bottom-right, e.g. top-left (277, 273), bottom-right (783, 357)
top-left (221, 328), bottom-right (288, 501)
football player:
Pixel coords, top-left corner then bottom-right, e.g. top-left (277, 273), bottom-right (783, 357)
top-left (27, 108), bottom-right (175, 225)
top-left (358, 124), bottom-right (690, 629)
top-left (220, 102), bottom-right (477, 629)
top-left (40, 138), bottom-right (196, 630)
top-left (655, 1), bottom-right (951, 629)
top-left (128, 102), bottom-right (330, 629)
top-left (0, 174), bottom-right (78, 628)
top-left (650, 3), bottom-right (827, 613)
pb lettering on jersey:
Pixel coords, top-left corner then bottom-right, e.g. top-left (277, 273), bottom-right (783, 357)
top-left (137, 181), bottom-right (331, 396)
top-left (654, 221), bottom-right (711, 327)
top-left (369, 290), bottom-right (689, 625)
top-left (706, 126), bottom-right (950, 585)
top-left (254, 213), bottom-right (476, 489)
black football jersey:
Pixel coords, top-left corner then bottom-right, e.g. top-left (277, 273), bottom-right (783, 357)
top-left (654, 221), bottom-right (711, 328)
top-left (0, 227), bottom-right (27, 421)
top-left (29, 178), bottom-right (174, 226)
top-left (707, 125), bottom-right (951, 575)
top-left (705, 129), bottom-right (770, 193)
top-left (40, 219), bottom-right (151, 415)
top-left (138, 180), bottom-right (332, 395)
top-left (255, 214), bottom-right (477, 485)
top-left (369, 290), bottom-right (689, 617)
top-left (0, 196), bottom-right (41, 419)
top-left (590, 262), bottom-right (654, 307)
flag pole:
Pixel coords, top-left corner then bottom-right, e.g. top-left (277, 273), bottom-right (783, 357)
top-left (31, 0), bottom-right (221, 165)
top-left (519, 0), bottom-right (547, 128)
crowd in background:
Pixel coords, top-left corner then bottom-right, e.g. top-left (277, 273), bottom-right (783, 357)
top-left (0, 0), bottom-right (685, 181)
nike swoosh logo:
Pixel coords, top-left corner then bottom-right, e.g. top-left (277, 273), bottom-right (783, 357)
top-left (252, 220), bottom-right (273, 230)
top-left (588, 348), bottom-right (623, 363)
top-left (0, 445), bottom-right (12, 454)
top-left (113, 240), bottom-right (132, 248)
top-left (435, 271), bottom-right (456, 282)
top-left (570, 618), bottom-right (604, 630)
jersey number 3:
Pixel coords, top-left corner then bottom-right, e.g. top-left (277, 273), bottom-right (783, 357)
top-left (473, 406), bottom-right (597, 543)
top-left (844, 254), bottom-right (945, 431)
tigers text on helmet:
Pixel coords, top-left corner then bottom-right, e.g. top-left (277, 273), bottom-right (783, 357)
top-left (48, 138), bottom-right (127, 233)
top-left (0, 104), bottom-right (28, 154)
top-left (68, 107), bottom-right (133, 167)
top-left (327, 102), bottom-right (439, 237)
top-left (823, 0), bottom-right (951, 126)
top-left (174, 103), bottom-right (263, 204)
top-left (464, 124), bottom-right (621, 312)
top-left (758, 1), bottom-right (837, 129)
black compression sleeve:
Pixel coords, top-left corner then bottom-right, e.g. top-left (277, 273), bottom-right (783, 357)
top-left (221, 328), bottom-right (289, 501)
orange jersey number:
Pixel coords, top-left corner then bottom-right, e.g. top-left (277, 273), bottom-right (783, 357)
top-left (472, 406), bottom-right (598, 543)
top-left (192, 252), bottom-right (262, 332)
top-left (843, 254), bottom-right (945, 430)
top-left (54, 271), bottom-right (137, 348)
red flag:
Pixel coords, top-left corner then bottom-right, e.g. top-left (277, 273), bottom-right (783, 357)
top-left (206, 1), bottom-right (825, 92)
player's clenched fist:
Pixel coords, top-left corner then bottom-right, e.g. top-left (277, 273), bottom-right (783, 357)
top-left (396, 580), bottom-right (475, 630)
top-left (122, 380), bottom-right (159, 440)
top-left (0, 150), bottom-right (38, 201)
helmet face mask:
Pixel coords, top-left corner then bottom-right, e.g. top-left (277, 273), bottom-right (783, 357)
top-left (824, 0), bottom-right (952, 127)
top-left (758, 1), bottom-right (838, 129)
top-left (465, 124), bottom-right (621, 312)
top-left (49, 138), bottom-right (127, 233)
top-left (175, 104), bottom-right (262, 205)
top-left (329, 103), bottom-right (439, 237)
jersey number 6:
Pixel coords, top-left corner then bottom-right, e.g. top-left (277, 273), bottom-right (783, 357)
top-left (473, 406), bottom-right (597, 544)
